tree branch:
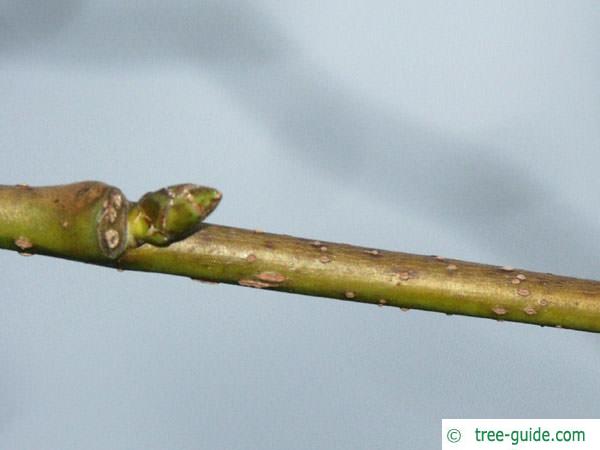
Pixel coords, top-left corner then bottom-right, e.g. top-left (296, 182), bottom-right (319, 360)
top-left (2, 182), bottom-right (599, 333)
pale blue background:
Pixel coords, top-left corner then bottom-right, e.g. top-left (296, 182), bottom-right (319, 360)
top-left (1, 1), bottom-right (599, 449)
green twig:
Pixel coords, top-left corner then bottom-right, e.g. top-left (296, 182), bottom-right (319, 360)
top-left (1, 181), bottom-right (599, 333)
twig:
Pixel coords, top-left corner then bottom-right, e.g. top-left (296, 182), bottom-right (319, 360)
top-left (1, 181), bottom-right (599, 333)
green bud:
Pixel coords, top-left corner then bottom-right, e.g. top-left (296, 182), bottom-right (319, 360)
top-left (128, 184), bottom-right (222, 247)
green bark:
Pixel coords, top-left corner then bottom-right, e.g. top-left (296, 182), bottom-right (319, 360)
top-left (1, 181), bottom-right (600, 333)
top-left (0, 182), bottom-right (129, 262)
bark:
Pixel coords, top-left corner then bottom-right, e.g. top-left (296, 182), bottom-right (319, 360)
top-left (2, 182), bottom-right (599, 333)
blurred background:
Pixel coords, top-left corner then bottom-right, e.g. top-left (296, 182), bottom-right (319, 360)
top-left (1, 1), bottom-right (599, 448)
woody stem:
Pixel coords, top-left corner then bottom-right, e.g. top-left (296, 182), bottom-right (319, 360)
top-left (1, 182), bottom-right (599, 333)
